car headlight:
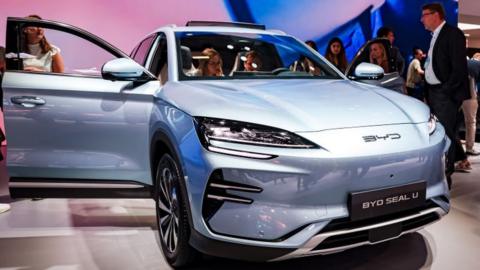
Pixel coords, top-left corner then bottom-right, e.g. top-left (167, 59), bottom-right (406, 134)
top-left (428, 114), bottom-right (437, 135)
top-left (194, 117), bottom-right (317, 149)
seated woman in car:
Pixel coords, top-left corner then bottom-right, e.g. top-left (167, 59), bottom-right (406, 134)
top-left (194, 48), bottom-right (224, 77)
top-left (243, 50), bottom-right (262, 72)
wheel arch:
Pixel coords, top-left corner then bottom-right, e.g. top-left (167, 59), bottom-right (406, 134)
top-left (150, 129), bottom-right (195, 229)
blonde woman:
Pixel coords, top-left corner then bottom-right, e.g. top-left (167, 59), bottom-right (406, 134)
top-left (195, 48), bottom-right (223, 77)
top-left (369, 42), bottom-right (389, 73)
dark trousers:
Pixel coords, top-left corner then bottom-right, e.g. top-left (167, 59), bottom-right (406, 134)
top-left (426, 84), bottom-right (463, 175)
top-left (406, 84), bottom-right (425, 101)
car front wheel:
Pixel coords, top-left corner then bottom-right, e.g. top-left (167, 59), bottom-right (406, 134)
top-left (155, 153), bottom-right (198, 267)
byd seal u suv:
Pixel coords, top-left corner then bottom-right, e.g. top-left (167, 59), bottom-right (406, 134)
top-left (1, 18), bottom-right (450, 267)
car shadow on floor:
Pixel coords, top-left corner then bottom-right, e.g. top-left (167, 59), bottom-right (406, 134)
top-left (68, 200), bottom-right (157, 228)
top-left (190, 232), bottom-right (432, 270)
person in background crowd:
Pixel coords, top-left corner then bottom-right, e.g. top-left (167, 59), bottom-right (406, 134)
top-left (369, 42), bottom-right (389, 73)
top-left (291, 41), bottom-right (322, 75)
top-left (464, 59), bottom-right (480, 156)
top-left (324, 37), bottom-right (347, 73)
top-left (22, 15), bottom-right (64, 73)
top-left (421, 2), bottom-right (471, 188)
top-left (454, 139), bottom-right (472, 171)
top-left (195, 48), bottom-right (224, 77)
top-left (377, 26), bottom-right (405, 74)
top-left (473, 53), bottom-right (480, 90)
top-left (406, 47), bottom-right (426, 101)
top-left (305, 40), bottom-right (318, 52)
top-left (243, 50), bottom-right (262, 72)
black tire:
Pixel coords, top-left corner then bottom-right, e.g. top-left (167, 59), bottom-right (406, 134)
top-left (155, 153), bottom-right (198, 267)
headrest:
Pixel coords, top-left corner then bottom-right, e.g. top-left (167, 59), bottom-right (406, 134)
top-left (181, 46), bottom-right (192, 69)
top-left (232, 51), bottom-right (248, 72)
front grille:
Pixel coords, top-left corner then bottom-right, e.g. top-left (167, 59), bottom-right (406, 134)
top-left (312, 207), bottom-right (441, 251)
top-left (314, 231), bottom-right (369, 250)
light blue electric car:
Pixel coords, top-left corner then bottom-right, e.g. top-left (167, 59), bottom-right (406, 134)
top-left (2, 18), bottom-right (450, 267)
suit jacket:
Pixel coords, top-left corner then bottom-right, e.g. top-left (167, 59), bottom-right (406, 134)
top-left (390, 46), bottom-right (405, 75)
top-left (431, 23), bottom-right (470, 103)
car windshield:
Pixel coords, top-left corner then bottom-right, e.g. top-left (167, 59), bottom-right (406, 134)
top-left (176, 31), bottom-right (342, 80)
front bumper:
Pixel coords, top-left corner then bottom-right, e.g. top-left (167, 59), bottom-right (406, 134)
top-left (178, 122), bottom-right (450, 260)
top-left (189, 199), bottom-right (447, 261)
top-left (271, 200), bottom-right (447, 261)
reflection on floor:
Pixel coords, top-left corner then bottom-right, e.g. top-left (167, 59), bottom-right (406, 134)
top-left (0, 145), bottom-right (479, 270)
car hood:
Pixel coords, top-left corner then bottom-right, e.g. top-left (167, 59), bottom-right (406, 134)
top-left (161, 79), bottom-right (429, 132)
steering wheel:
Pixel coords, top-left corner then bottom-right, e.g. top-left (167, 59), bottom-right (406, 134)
top-left (271, 67), bottom-right (290, 75)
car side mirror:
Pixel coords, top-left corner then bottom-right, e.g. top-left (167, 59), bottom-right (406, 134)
top-left (102, 58), bottom-right (150, 81)
top-left (352, 62), bottom-right (384, 80)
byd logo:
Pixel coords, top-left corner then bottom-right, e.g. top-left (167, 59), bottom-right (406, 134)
top-left (362, 133), bottom-right (401, 143)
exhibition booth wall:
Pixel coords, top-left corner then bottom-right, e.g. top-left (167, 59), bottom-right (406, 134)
top-left (0, 0), bottom-right (458, 60)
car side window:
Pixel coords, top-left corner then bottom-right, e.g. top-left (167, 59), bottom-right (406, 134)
top-left (6, 24), bottom-right (119, 77)
top-left (132, 35), bottom-right (156, 66)
top-left (148, 34), bottom-right (168, 85)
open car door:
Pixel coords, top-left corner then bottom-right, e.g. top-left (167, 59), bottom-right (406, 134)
top-left (346, 38), bottom-right (405, 93)
top-left (2, 17), bottom-right (157, 198)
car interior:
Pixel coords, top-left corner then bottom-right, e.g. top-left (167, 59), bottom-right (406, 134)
top-left (180, 34), bottom-right (282, 76)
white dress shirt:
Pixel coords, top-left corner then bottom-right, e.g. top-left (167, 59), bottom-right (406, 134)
top-left (425, 21), bottom-right (446, 85)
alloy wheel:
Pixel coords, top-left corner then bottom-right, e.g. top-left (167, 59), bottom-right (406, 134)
top-left (157, 165), bottom-right (180, 253)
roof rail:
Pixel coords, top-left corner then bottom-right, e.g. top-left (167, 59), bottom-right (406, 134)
top-left (269, 29), bottom-right (286, 35)
top-left (186, 21), bottom-right (266, 30)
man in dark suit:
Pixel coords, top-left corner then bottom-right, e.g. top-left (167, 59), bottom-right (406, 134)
top-left (421, 3), bottom-right (470, 189)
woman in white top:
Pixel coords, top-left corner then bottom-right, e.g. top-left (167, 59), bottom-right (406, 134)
top-left (22, 15), bottom-right (64, 73)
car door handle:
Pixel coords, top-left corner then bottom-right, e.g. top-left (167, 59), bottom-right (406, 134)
top-left (11, 96), bottom-right (46, 107)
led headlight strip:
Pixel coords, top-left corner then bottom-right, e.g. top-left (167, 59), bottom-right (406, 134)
top-left (194, 117), bottom-right (318, 158)
top-left (207, 146), bottom-right (274, 159)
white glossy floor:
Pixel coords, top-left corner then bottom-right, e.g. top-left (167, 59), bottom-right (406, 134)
top-left (0, 145), bottom-right (479, 270)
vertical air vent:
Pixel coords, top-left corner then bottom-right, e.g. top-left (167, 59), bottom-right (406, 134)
top-left (202, 170), bottom-right (262, 221)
